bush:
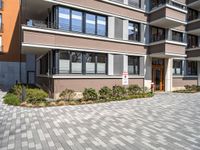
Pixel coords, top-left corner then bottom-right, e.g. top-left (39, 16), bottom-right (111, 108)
top-left (112, 85), bottom-right (127, 99)
top-left (127, 84), bottom-right (142, 95)
top-left (10, 84), bottom-right (23, 98)
top-left (26, 88), bottom-right (48, 104)
top-left (83, 88), bottom-right (98, 101)
top-left (59, 88), bottom-right (75, 101)
top-left (4, 93), bottom-right (20, 106)
top-left (99, 86), bottom-right (112, 100)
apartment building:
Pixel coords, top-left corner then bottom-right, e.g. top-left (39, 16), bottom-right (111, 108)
top-left (0, 0), bottom-right (200, 98)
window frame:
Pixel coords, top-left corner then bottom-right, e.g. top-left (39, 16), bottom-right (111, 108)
top-left (187, 34), bottom-right (198, 49)
top-left (173, 60), bottom-right (182, 75)
top-left (186, 61), bottom-right (197, 76)
top-left (128, 56), bottom-right (140, 75)
top-left (150, 26), bottom-right (165, 42)
top-left (172, 31), bottom-right (183, 42)
top-left (56, 50), bottom-right (108, 75)
top-left (128, 21), bottom-right (140, 42)
top-left (56, 6), bottom-right (108, 37)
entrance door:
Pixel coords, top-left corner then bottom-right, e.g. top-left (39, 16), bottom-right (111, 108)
top-left (152, 59), bottom-right (165, 91)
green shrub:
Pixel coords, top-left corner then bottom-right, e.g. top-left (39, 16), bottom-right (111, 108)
top-left (184, 85), bottom-right (192, 91)
top-left (4, 93), bottom-right (20, 106)
top-left (59, 88), bottom-right (75, 101)
top-left (127, 84), bottom-right (142, 95)
top-left (99, 86), bottom-right (112, 100)
top-left (10, 84), bottom-right (23, 98)
top-left (83, 88), bottom-right (98, 101)
top-left (26, 88), bottom-right (48, 104)
top-left (112, 85), bottom-right (127, 99)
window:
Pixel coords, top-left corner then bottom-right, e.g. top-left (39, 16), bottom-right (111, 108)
top-left (56, 50), bottom-right (107, 75)
top-left (151, 0), bottom-right (166, 10)
top-left (171, 2), bottom-right (186, 10)
top-left (128, 22), bottom-right (140, 42)
top-left (85, 53), bottom-right (96, 74)
top-left (173, 60), bottom-right (182, 75)
top-left (128, 0), bottom-right (141, 8)
top-left (172, 31), bottom-right (183, 42)
top-left (56, 6), bottom-right (107, 37)
top-left (128, 56), bottom-right (140, 75)
top-left (187, 35), bottom-right (198, 48)
top-left (71, 52), bottom-right (82, 73)
top-left (58, 7), bottom-right (70, 31)
top-left (71, 10), bottom-right (83, 32)
top-left (97, 53), bottom-right (107, 74)
top-left (97, 16), bottom-right (107, 36)
top-left (40, 54), bottom-right (48, 75)
top-left (188, 8), bottom-right (198, 21)
top-left (59, 51), bottom-right (70, 74)
top-left (187, 61), bottom-right (197, 76)
top-left (151, 26), bottom-right (165, 42)
top-left (85, 13), bottom-right (96, 35)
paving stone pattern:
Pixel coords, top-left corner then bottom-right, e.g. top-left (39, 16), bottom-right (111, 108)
top-left (0, 91), bottom-right (200, 150)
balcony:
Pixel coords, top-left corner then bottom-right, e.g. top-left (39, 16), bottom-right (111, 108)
top-left (187, 0), bottom-right (200, 11)
top-left (187, 19), bottom-right (200, 36)
top-left (148, 30), bottom-right (187, 57)
top-left (187, 48), bottom-right (200, 60)
top-left (149, 3), bottom-right (187, 28)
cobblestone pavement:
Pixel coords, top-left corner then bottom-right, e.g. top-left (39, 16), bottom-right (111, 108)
top-left (0, 91), bottom-right (200, 150)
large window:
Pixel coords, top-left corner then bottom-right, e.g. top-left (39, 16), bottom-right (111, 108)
top-left (188, 8), bottom-right (198, 22)
top-left (85, 13), bottom-right (96, 35)
top-left (58, 7), bottom-right (70, 31)
top-left (173, 60), bottom-right (182, 75)
top-left (172, 31), bottom-right (183, 42)
top-left (151, 26), bottom-right (165, 42)
top-left (187, 61), bottom-right (197, 76)
top-left (40, 54), bottom-right (48, 75)
top-left (128, 56), bottom-right (140, 75)
top-left (97, 16), bottom-right (107, 36)
top-left (57, 51), bottom-right (107, 75)
top-left (187, 35), bottom-right (198, 48)
top-left (128, 22), bottom-right (140, 42)
top-left (57, 6), bottom-right (107, 37)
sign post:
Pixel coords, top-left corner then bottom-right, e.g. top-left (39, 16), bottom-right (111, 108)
top-left (122, 72), bottom-right (129, 86)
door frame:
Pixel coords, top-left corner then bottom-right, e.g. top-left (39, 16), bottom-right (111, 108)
top-left (152, 59), bottom-right (165, 91)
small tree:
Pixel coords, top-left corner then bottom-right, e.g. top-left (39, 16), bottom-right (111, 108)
top-left (83, 88), bottom-right (98, 101)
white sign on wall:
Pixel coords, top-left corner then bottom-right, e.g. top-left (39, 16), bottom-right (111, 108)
top-left (122, 72), bottom-right (129, 85)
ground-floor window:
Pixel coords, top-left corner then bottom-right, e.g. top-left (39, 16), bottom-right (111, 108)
top-left (173, 60), bottom-right (182, 75)
top-left (58, 50), bottom-right (107, 75)
top-left (187, 61), bottom-right (197, 76)
top-left (128, 56), bottom-right (140, 75)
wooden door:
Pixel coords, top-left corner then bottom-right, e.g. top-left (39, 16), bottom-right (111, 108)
top-left (152, 65), bottom-right (164, 91)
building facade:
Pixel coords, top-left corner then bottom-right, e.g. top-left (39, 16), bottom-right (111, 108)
top-left (0, 0), bottom-right (200, 98)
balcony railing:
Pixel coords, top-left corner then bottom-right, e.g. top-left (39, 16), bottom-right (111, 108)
top-left (151, 0), bottom-right (187, 11)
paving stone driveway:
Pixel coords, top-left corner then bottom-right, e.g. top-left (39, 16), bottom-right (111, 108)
top-left (0, 91), bottom-right (200, 150)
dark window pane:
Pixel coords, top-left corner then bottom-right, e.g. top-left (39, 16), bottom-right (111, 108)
top-left (58, 7), bottom-right (70, 31)
top-left (172, 31), bottom-right (183, 42)
top-left (97, 16), bottom-right (107, 36)
top-left (173, 60), bottom-right (182, 75)
top-left (86, 53), bottom-right (95, 74)
top-left (151, 26), bottom-right (165, 42)
top-left (97, 54), bottom-right (107, 74)
top-left (71, 10), bottom-right (83, 32)
top-left (71, 52), bottom-right (82, 73)
top-left (187, 61), bottom-right (197, 75)
top-left (85, 13), bottom-right (96, 35)
top-left (187, 35), bottom-right (198, 48)
top-left (59, 51), bottom-right (70, 74)
top-left (128, 56), bottom-right (139, 75)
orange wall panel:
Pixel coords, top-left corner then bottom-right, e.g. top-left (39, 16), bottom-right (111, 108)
top-left (0, 0), bottom-right (25, 62)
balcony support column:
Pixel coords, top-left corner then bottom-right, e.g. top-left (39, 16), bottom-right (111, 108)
top-left (123, 20), bottom-right (129, 41)
top-left (198, 62), bottom-right (200, 86)
top-left (144, 56), bottom-right (152, 90)
top-left (165, 58), bottom-right (173, 92)
top-left (108, 54), bottom-right (114, 76)
top-left (108, 17), bottom-right (115, 39)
